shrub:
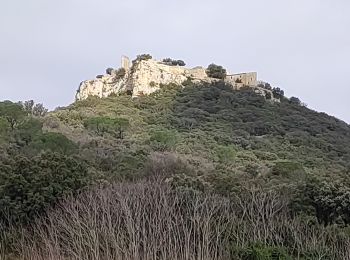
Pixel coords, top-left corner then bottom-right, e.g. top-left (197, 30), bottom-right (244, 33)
top-left (0, 101), bottom-right (26, 130)
top-left (290, 96), bottom-right (301, 106)
top-left (115, 68), bottom-right (126, 79)
top-left (150, 128), bottom-right (178, 151)
top-left (134, 54), bottom-right (152, 62)
top-left (10, 181), bottom-right (350, 259)
top-left (206, 64), bottom-right (227, 79)
top-left (106, 67), bottom-right (114, 75)
top-left (271, 161), bottom-right (306, 180)
top-left (31, 132), bottom-right (77, 155)
top-left (272, 87), bottom-right (285, 98)
top-left (162, 58), bottom-right (186, 66)
top-left (0, 152), bottom-right (92, 225)
top-left (84, 116), bottom-right (129, 139)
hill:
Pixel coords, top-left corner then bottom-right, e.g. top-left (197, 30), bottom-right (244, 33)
top-left (1, 66), bottom-right (350, 258)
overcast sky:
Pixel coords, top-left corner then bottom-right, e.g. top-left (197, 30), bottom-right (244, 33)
top-left (0, 0), bottom-right (349, 123)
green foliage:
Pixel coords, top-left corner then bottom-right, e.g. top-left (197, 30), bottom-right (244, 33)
top-left (289, 96), bottom-right (301, 106)
top-left (206, 63), bottom-right (227, 79)
top-left (272, 87), bottom-right (285, 99)
top-left (150, 128), bottom-right (178, 151)
top-left (0, 101), bottom-right (26, 130)
top-left (216, 145), bottom-right (236, 163)
top-left (31, 132), bottom-right (77, 155)
top-left (293, 176), bottom-right (350, 226)
top-left (20, 100), bottom-right (48, 117)
top-left (84, 116), bottom-right (129, 139)
top-left (1, 80), bottom-right (350, 257)
top-left (162, 58), bottom-right (186, 66)
top-left (271, 161), bottom-right (306, 180)
top-left (115, 68), bottom-right (126, 79)
top-left (0, 152), bottom-right (92, 225)
top-left (15, 118), bottom-right (43, 146)
top-left (235, 243), bottom-right (293, 260)
top-left (134, 54), bottom-right (152, 62)
top-left (106, 67), bottom-right (114, 75)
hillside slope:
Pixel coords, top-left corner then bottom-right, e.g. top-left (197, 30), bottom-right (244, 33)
top-left (1, 81), bottom-right (350, 259)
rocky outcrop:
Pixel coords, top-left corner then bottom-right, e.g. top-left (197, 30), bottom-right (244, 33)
top-left (75, 56), bottom-right (276, 102)
top-left (75, 58), bottom-right (211, 101)
top-left (129, 59), bottom-right (210, 96)
top-left (75, 69), bottom-right (128, 100)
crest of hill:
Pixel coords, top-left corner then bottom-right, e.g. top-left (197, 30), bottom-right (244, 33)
top-left (75, 54), bottom-right (275, 102)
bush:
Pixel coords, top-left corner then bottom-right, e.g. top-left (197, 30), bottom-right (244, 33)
top-left (162, 58), bottom-right (186, 66)
top-left (0, 152), bottom-right (92, 225)
top-left (290, 96), bottom-right (301, 106)
top-left (271, 161), bottom-right (306, 180)
top-left (115, 68), bottom-right (126, 79)
top-left (206, 64), bottom-right (227, 79)
top-left (150, 128), bottom-right (178, 151)
top-left (10, 181), bottom-right (350, 259)
top-left (0, 101), bottom-right (26, 130)
top-left (84, 116), bottom-right (129, 139)
top-left (106, 67), bottom-right (114, 75)
top-left (134, 54), bottom-right (152, 62)
top-left (30, 132), bottom-right (77, 155)
top-left (272, 87), bottom-right (285, 98)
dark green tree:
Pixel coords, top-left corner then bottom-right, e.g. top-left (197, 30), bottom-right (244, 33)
top-left (0, 152), bottom-right (92, 225)
top-left (0, 101), bottom-right (26, 130)
top-left (289, 96), bottom-right (301, 106)
top-left (84, 117), bottom-right (129, 139)
top-left (206, 64), bottom-right (227, 79)
top-left (31, 132), bottom-right (77, 155)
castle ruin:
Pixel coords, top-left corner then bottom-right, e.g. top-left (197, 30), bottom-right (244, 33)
top-left (76, 55), bottom-right (260, 101)
top-left (226, 72), bottom-right (258, 89)
top-left (121, 56), bottom-right (130, 72)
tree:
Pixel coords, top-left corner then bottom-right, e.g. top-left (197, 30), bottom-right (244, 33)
top-left (176, 60), bottom-right (186, 66)
top-left (32, 103), bottom-right (48, 117)
top-left (106, 68), bottom-right (114, 75)
top-left (15, 118), bottom-right (43, 146)
top-left (0, 152), bottom-right (92, 225)
top-left (84, 117), bottom-right (129, 139)
top-left (20, 100), bottom-right (48, 117)
top-left (31, 132), bottom-right (77, 155)
top-left (162, 58), bottom-right (186, 66)
top-left (206, 64), bottom-right (227, 79)
top-left (290, 97), bottom-right (301, 106)
top-left (0, 101), bottom-right (26, 130)
top-left (272, 87), bottom-right (285, 99)
top-left (22, 100), bottom-right (34, 115)
top-left (134, 54), bottom-right (152, 62)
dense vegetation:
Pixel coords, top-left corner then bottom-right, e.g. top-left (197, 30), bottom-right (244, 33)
top-left (206, 64), bottom-right (227, 79)
top-left (1, 82), bottom-right (350, 259)
top-left (162, 58), bottom-right (186, 66)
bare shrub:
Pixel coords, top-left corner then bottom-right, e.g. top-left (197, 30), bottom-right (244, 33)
top-left (9, 181), bottom-right (350, 260)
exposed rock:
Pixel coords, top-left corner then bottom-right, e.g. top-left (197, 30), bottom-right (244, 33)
top-left (75, 73), bottom-right (128, 100)
top-left (75, 55), bottom-right (273, 102)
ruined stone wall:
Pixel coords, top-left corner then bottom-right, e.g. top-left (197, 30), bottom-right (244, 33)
top-left (75, 56), bottom-right (262, 101)
top-left (226, 72), bottom-right (257, 87)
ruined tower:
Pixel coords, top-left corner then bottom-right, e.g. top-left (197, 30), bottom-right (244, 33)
top-left (121, 56), bottom-right (130, 71)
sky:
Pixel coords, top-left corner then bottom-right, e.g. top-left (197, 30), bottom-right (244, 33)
top-left (0, 0), bottom-right (349, 123)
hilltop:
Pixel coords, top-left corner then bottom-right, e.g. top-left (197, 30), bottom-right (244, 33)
top-left (1, 55), bottom-right (350, 259)
top-left (76, 54), bottom-right (276, 101)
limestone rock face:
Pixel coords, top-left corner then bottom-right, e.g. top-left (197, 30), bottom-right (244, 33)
top-left (75, 56), bottom-right (269, 102)
top-left (130, 60), bottom-right (208, 96)
top-left (75, 72), bottom-right (128, 100)
top-left (75, 58), bottom-right (210, 100)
